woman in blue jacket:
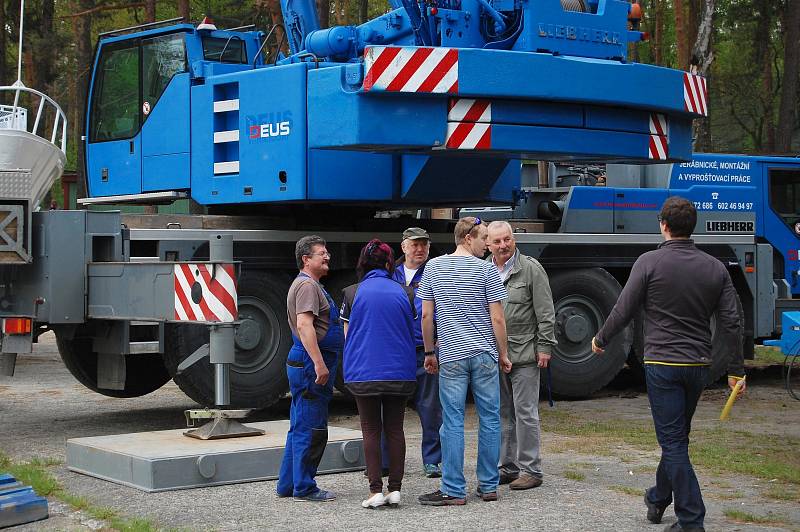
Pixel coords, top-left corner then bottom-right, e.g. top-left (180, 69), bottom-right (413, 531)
top-left (342, 239), bottom-right (416, 509)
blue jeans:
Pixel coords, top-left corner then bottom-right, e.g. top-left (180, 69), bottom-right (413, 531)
top-left (438, 352), bottom-right (501, 498)
top-left (645, 364), bottom-right (708, 529)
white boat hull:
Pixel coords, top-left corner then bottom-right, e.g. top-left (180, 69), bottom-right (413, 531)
top-left (0, 128), bottom-right (66, 209)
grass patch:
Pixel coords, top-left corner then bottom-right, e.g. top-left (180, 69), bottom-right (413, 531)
top-left (689, 427), bottom-right (800, 485)
top-left (543, 408), bottom-right (800, 486)
top-left (764, 484), bottom-right (800, 502)
top-left (714, 491), bottom-right (744, 500)
top-left (723, 509), bottom-right (787, 525)
top-left (541, 409), bottom-right (657, 448)
top-left (0, 452), bottom-right (160, 531)
top-left (564, 470), bottom-right (585, 481)
top-left (751, 346), bottom-right (787, 366)
top-left (568, 461), bottom-right (597, 470)
top-left (0, 453), bottom-right (59, 496)
top-left (608, 485), bottom-right (641, 496)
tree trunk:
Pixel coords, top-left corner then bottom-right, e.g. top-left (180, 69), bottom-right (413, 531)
top-left (145, 0), bottom-right (156, 22)
top-left (691, 0), bottom-right (714, 74)
top-left (654, 0), bottom-right (664, 65)
top-left (178, 0), bottom-right (190, 21)
top-left (763, 53), bottom-right (775, 151)
top-left (755, 0), bottom-right (775, 152)
top-left (776, 0), bottom-right (800, 152)
top-left (673, 0), bottom-right (688, 69)
top-left (256, 0), bottom-right (289, 57)
top-left (359, 0), bottom-right (367, 24)
top-left (687, 0), bottom-right (700, 56)
top-left (335, 0), bottom-right (347, 25)
top-left (36, 0), bottom-right (56, 91)
top-left (72, 0), bottom-right (93, 203)
top-left (317, 0), bottom-right (330, 27)
top-left (0, 0), bottom-right (5, 102)
top-left (691, 0), bottom-right (714, 151)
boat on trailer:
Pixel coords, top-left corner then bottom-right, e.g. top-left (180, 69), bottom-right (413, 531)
top-left (0, 0), bottom-right (67, 263)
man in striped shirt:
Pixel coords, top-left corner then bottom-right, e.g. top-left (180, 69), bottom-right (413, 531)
top-left (417, 217), bottom-right (512, 506)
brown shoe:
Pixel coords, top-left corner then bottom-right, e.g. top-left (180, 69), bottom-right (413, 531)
top-left (498, 472), bottom-right (518, 485)
top-left (475, 488), bottom-right (498, 501)
top-left (509, 474), bottom-right (543, 490)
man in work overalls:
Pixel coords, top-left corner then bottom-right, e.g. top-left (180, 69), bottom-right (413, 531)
top-left (277, 235), bottom-right (343, 502)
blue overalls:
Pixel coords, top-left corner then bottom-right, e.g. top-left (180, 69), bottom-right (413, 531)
top-left (277, 275), bottom-right (343, 497)
top-left (393, 263), bottom-right (442, 467)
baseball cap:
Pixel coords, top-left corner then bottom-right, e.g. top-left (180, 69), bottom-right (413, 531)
top-left (402, 227), bottom-right (430, 241)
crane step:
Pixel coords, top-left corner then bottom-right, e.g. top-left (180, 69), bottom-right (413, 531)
top-left (0, 474), bottom-right (49, 528)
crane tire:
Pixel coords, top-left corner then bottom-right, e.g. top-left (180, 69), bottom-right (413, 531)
top-left (547, 268), bottom-right (631, 397)
top-left (55, 326), bottom-right (171, 397)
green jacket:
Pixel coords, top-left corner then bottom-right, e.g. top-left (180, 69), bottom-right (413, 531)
top-left (488, 250), bottom-right (557, 367)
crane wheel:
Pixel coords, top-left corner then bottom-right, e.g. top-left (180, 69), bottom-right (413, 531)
top-left (163, 270), bottom-right (292, 408)
top-left (54, 326), bottom-right (171, 397)
top-left (547, 268), bottom-right (631, 397)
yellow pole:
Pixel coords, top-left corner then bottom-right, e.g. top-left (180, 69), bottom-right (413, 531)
top-left (720, 376), bottom-right (746, 421)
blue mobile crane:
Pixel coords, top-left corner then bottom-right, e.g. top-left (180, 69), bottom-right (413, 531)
top-left (498, 153), bottom-right (800, 393)
top-left (4, 1), bottom-right (772, 407)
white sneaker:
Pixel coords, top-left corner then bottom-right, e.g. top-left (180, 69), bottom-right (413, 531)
top-left (361, 492), bottom-right (386, 509)
top-left (385, 491), bottom-right (401, 507)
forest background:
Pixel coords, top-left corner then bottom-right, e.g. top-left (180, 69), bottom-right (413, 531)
top-left (0, 0), bottom-right (798, 202)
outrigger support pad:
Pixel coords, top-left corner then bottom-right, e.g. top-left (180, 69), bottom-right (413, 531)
top-left (183, 409), bottom-right (266, 440)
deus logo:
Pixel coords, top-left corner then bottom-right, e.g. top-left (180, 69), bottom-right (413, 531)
top-left (706, 220), bottom-right (754, 233)
top-left (246, 111), bottom-right (293, 140)
top-left (249, 121), bottom-right (290, 139)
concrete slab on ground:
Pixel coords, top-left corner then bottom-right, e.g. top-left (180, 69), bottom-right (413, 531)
top-left (66, 421), bottom-right (364, 492)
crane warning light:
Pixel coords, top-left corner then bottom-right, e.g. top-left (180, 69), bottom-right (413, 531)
top-left (198, 16), bottom-right (217, 31)
top-left (628, 3), bottom-right (642, 22)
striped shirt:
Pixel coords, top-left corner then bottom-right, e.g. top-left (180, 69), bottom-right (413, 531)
top-left (417, 255), bottom-right (507, 364)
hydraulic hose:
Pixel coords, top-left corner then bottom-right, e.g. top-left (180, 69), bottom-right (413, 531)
top-left (476, 0), bottom-right (507, 32)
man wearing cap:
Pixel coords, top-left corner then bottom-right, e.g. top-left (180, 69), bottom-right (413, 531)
top-left (393, 227), bottom-right (443, 478)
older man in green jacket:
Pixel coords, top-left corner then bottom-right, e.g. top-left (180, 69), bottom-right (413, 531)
top-left (487, 220), bottom-right (557, 490)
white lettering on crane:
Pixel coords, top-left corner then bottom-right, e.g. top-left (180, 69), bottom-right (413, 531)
top-left (249, 121), bottom-right (291, 139)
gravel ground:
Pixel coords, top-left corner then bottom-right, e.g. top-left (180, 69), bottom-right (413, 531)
top-left (1, 332), bottom-right (797, 531)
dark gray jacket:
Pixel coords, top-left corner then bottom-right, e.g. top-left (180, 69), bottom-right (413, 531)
top-left (595, 239), bottom-right (743, 376)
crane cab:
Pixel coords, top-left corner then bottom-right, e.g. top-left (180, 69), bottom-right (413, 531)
top-left (84, 23), bottom-right (262, 200)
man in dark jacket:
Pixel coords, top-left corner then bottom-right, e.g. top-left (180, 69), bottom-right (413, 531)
top-left (393, 227), bottom-right (443, 478)
top-left (592, 197), bottom-right (745, 532)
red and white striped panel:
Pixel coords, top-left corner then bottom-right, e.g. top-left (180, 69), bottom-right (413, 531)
top-left (445, 122), bottom-right (491, 150)
top-left (448, 98), bottom-right (491, 123)
top-left (648, 112), bottom-right (669, 160)
top-left (174, 263), bottom-right (238, 323)
top-left (683, 73), bottom-right (708, 116)
top-left (363, 46), bottom-right (458, 93)
top-left (445, 98), bottom-right (492, 149)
